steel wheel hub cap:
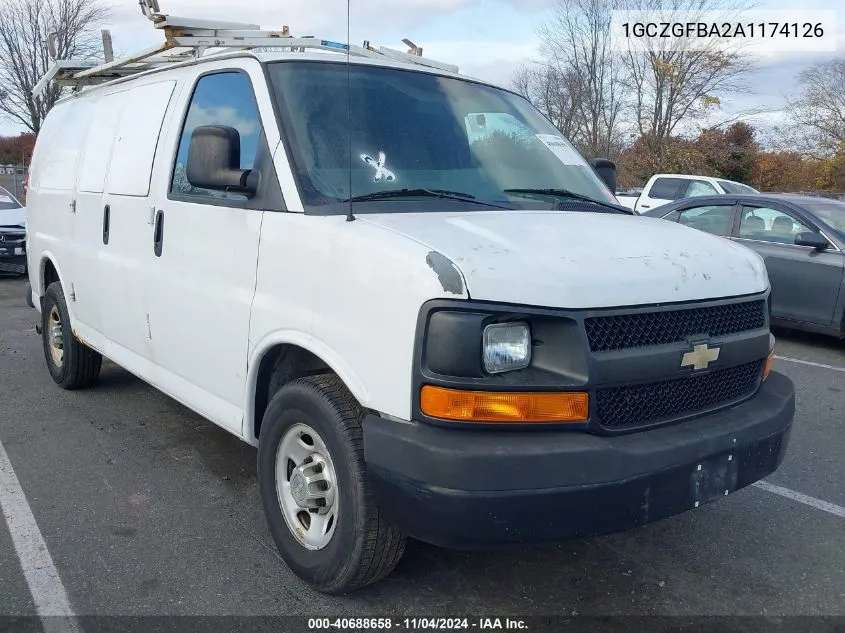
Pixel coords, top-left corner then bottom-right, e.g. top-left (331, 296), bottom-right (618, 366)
top-left (276, 423), bottom-right (339, 550)
top-left (48, 306), bottom-right (64, 366)
top-left (290, 473), bottom-right (308, 505)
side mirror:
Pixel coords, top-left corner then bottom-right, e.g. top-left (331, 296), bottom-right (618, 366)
top-left (589, 158), bottom-right (617, 195)
top-left (794, 231), bottom-right (829, 250)
top-left (186, 125), bottom-right (257, 197)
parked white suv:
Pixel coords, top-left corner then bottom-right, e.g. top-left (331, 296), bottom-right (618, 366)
top-left (617, 174), bottom-right (759, 213)
top-left (25, 8), bottom-right (794, 595)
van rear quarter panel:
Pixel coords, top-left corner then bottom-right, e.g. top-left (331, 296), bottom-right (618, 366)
top-left (28, 98), bottom-right (94, 298)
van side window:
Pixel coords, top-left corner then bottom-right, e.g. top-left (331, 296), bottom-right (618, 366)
top-left (171, 71), bottom-right (262, 201)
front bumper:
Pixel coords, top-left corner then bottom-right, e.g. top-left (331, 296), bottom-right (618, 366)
top-left (0, 237), bottom-right (26, 275)
top-left (362, 371), bottom-right (794, 549)
top-left (0, 252), bottom-right (26, 274)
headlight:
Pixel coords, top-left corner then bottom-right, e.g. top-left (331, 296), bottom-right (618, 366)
top-left (483, 322), bottom-right (531, 374)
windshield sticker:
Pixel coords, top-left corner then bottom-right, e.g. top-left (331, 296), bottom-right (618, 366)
top-left (535, 134), bottom-right (587, 166)
top-left (360, 151), bottom-right (396, 183)
top-left (0, 196), bottom-right (13, 203)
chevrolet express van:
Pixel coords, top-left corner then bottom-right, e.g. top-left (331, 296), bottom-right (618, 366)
top-left (25, 5), bottom-right (795, 594)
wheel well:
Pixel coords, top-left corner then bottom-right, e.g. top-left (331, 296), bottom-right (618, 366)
top-left (253, 344), bottom-right (333, 439)
top-left (42, 259), bottom-right (59, 292)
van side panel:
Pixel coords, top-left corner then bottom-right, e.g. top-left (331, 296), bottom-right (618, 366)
top-left (78, 91), bottom-right (127, 194)
top-left (140, 62), bottom-right (267, 435)
top-left (27, 98), bottom-right (94, 301)
top-left (99, 80), bottom-right (177, 359)
top-left (106, 81), bottom-right (177, 197)
top-left (72, 89), bottom-right (129, 333)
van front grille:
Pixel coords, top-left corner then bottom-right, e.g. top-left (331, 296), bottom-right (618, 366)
top-left (595, 360), bottom-right (764, 430)
top-left (585, 300), bottom-right (766, 352)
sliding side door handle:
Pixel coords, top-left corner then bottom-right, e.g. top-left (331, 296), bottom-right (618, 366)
top-left (153, 210), bottom-right (165, 257)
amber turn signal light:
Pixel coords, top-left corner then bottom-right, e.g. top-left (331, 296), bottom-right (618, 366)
top-left (420, 386), bottom-right (589, 423)
top-left (763, 351), bottom-right (774, 381)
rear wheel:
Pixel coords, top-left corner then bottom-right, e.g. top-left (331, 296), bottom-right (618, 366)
top-left (257, 374), bottom-right (406, 594)
top-left (41, 281), bottom-right (102, 389)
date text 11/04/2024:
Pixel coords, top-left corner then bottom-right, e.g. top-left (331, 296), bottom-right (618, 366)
top-left (308, 618), bottom-right (529, 630)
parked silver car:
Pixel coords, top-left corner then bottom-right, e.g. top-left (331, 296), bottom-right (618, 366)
top-left (643, 193), bottom-right (845, 338)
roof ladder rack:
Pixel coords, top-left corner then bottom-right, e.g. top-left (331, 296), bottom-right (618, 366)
top-left (32, 0), bottom-right (458, 98)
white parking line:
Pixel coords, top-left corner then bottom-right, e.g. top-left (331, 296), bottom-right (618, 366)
top-left (754, 481), bottom-right (845, 518)
top-left (0, 440), bottom-right (80, 633)
top-left (775, 355), bottom-right (845, 373)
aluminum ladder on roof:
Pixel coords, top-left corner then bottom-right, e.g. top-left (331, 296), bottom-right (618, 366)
top-left (32, 0), bottom-right (459, 99)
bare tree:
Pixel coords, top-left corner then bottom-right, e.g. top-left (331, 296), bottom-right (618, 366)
top-left (786, 57), bottom-right (845, 157)
top-left (512, 63), bottom-right (583, 141)
top-left (536, 0), bottom-right (625, 158)
top-left (621, 0), bottom-right (754, 153)
top-left (0, 0), bottom-right (110, 133)
top-left (512, 0), bottom-right (625, 158)
top-left (511, 65), bottom-right (534, 102)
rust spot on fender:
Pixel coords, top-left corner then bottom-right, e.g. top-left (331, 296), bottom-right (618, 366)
top-left (426, 251), bottom-right (464, 295)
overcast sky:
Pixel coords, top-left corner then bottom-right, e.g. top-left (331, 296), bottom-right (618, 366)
top-left (1, 0), bottom-right (842, 139)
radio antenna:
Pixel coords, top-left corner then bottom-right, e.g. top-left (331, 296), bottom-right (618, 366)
top-left (345, 0), bottom-right (355, 222)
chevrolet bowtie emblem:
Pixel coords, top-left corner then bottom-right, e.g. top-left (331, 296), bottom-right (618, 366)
top-left (681, 343), bottom-right (720, 371)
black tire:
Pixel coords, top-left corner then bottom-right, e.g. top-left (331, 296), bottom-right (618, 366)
top-left (258, 374), bottom-right (406, 594)
top-left (41, 281), bottom-right (102, 390)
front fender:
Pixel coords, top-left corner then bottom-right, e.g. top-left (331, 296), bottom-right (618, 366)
top-left (244, 330), bottom-right (371, 444)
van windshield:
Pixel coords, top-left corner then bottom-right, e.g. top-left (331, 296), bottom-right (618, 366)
top-left (267, 61), bottom-right (615, 214)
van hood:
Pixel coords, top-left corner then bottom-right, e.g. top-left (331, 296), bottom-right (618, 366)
top-left (361, 210), bottom-right (768, 309)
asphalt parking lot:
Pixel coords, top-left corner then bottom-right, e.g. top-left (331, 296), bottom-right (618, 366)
top-left (1, 275), bottom-right (844, 626)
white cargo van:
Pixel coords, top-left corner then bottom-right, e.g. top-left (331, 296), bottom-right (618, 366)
top-left (25, 1), bottom-right (794, 594)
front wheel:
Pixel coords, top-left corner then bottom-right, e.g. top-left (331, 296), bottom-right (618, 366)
top-left (41, 281), bottom-right (102, 389)
top-left (257, 374), bottom-right (406, 594)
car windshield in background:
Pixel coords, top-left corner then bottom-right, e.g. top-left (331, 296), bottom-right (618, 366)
top-left (0, 188), bottom-right (21, 210)
top-left (717, 180), bottom-right (757, 194)
top-left (807, 201), bottom-right (845, 235)
top-left (267, 61), bottom-right (616, 214)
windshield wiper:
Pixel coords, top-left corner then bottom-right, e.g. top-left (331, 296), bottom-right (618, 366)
top-left (343, 188), bottom-right (513, 209)
top-left (503, 188), bottom-right (632, 214)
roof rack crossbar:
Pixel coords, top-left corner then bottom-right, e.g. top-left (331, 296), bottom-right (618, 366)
top-left (71, 42), bottom-right (175, 79)
top-left (31, 1), bottom-right (459, 98)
